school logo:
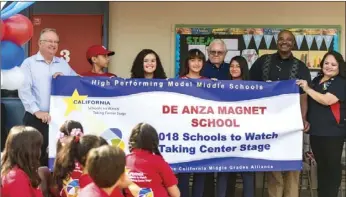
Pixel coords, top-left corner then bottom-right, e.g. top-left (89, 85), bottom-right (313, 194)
top-left (100, 128), bottom-right (125, 150)
top-left (64, 179), bottom-right (80, 197)
top-left (139, 188), bottom-right (154, 197)
top-left (63, 89), bottom-right (111, 116)
top-left (63, 89), bottom-right (88, 116)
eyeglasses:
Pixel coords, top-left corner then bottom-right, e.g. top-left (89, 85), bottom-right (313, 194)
top-left (40, 40), bottom-right (59, 44)
top-left (209, 50), bottom-right (225, 56)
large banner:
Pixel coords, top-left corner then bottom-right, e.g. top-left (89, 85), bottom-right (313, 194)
top-left (49, 76), bottom-right (303, 172)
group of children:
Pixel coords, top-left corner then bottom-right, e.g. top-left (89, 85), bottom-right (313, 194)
top-left (1, 120), bottom-right (180, 197)
top-left (80, 44), bottom-right (248, 82)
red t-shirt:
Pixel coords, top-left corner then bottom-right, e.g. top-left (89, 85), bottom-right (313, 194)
top-left (79, 183), bottom-right (124, 197)
top-left (1, 166), bottom-right (43, 197)
top-left (124, 149), bottom-right (178, 197)
top-left (180, 75), bottom-right (208, 79)
top-left (79, 174), bottom-right (94, 188)
top-left (82, 71), bottom-right (117, 77)
top-left (79, 174), bottom-right (123, 197)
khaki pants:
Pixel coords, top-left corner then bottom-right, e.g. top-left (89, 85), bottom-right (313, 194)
top-left (267, 171), bottom-right (300, 197)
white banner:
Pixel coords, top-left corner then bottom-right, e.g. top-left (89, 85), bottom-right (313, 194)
top-left (49, 77), bottom-right (303, 172)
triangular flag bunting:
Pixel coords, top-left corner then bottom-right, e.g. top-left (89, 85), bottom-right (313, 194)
top-left (264, 35), bottom-right (273, 49)
top-left (273, 34), bottom-right (278, 44)
top-left (295, 35), bottom-right (304, 50)
top-left (254, 35), bottom-right (263, 49)
top-left (305, 35), bottom-right (314, 50)
top-left (243, 34), bottom-right (252, 49)
top-left (315, 35), bottom-right (323, 50)
top-left (323, 35), bottom-right (333, 49)
top-left (333, 35), bottom-right (338, 51)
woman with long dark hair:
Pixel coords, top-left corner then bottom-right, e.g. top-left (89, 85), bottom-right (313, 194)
top-left (217, 56), bottom-right (255, 197)
top-left (296, 51), bottom-right (346, 197)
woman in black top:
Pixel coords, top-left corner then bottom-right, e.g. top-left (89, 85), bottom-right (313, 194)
top-left (296, 51), bottom-right (346, 197)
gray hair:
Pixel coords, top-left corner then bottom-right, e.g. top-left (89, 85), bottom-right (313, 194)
top-left (207, 39), bottom-right (227, 52)
top-left (39, 28), bottom-right (59, 40)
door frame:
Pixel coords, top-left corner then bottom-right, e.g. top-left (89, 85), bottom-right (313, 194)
top-left (22, 2), bottom-right (109, 58)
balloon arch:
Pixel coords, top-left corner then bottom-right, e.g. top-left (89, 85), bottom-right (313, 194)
top-left (1, 1), bottom-right (35, 90)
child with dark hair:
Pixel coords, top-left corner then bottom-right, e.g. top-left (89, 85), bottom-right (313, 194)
top-left (124, 123), bottom-right (180, 197)
top-left (1, 126), bottom-right (44, 197)
top-left (82, 45), bottom-right (117, 77)
top-left (79, 145), bottom-right (130, 197)
top-left (52, 135), bottom-right (110, 197)
top-left (178, 48), bottom-right (208, 197)
top-left (130, 49), bottom-right (167, 79)
top-left (217, 55), bottom-right (255, 197)
top-left (179, 48), bottom-right (208, 79)
top-left (228, 55), bottom-right (250, 80)
top-left (57, 120), bottom-right (84, 152)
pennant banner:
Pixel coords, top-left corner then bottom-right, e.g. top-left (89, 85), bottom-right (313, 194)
top-left (295, 35), bottom-right (304, 50)
top-left (243, 34), bottom-right (252, 49)
top-left (305, 35), bottom-right (314, 50)
top-left (254, 35), bottom-right (263, 49)
top-left (323, 35), bottom-right (333, 49)
top-left (264, 35), bottom-right (273, 49)
top-left (315, 35), bottom-right (323, 50)
top-left (273, 34), bottom-right (278, 44)
top-left (49, 77), bottom-right (303, 173)
top-left (333, 35), bottom-right (338, 51)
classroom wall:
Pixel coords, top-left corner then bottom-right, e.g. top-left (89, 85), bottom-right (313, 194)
top-left (108, 2), bottom-right (345, 78)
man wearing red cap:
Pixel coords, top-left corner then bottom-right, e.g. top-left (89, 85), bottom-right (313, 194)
top-left (82, 45), bottom-right (117, 77)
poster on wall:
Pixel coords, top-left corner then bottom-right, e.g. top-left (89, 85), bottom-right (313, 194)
top-left (174, 25), bottom-right (341, 78)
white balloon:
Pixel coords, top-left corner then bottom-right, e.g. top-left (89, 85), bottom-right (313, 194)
top-left (0, 1), bottom-right (6, 10)
top-left (1, 66), bottom-right (25, 90)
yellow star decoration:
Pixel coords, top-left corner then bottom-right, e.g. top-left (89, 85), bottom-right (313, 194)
top-left (63, 89), bottom-right (88, 116)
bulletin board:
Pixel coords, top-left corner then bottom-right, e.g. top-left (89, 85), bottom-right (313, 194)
top-left (174, 25), bottom-right (341, 77)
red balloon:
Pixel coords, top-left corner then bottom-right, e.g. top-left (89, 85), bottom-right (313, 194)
top-left (3, 14), bottom-right (34, 45)
top-left (0, 20), bottom-right (5, 41)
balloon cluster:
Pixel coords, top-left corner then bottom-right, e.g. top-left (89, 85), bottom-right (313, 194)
top-left (1, 2), bottom-right (35, 90)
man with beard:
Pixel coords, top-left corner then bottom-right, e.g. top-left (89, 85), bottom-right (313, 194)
top-left (249, 30), bottom-right (311, 197)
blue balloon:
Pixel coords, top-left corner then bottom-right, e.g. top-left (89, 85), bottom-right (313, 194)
top-left (1, 2), bottom-right (18, 14)
top-left (1, 41), bottom-right (25, 70)
top-left (1, 2), bottom-right (35, 20)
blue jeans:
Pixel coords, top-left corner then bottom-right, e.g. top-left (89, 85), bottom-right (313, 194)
top-left (177, 173), bottom-right (207, 197)
top-left (217, 172), bottom-right (255, 197)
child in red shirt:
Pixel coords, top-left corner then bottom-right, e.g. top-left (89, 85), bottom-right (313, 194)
top-left (79, 145), bottom-right (131, 197)
top-left (124, 123), bottom-right (180, 197)
top-left (52, 133), bottom-right (135, 197)
top-left (52, 135), bottom-right (109, 197)
top-left (1, 126), bottom-right (44, 197)
top-left (179, 48), bottom-right (208, 80)
top-left (57, 120), bottom-right (84, 153)
top-left (82, 45), bottom-right (117, 77)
